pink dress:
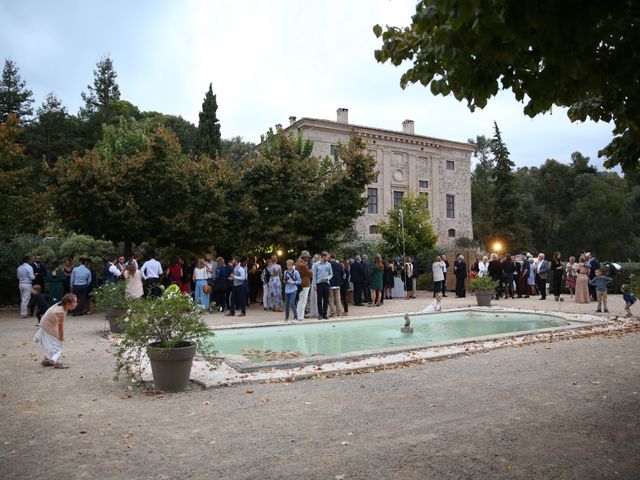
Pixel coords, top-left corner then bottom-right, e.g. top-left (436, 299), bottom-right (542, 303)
top-left (574, 263), bottom-right (590, 303)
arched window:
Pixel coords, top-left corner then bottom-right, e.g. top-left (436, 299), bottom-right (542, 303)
top-left (369, 225), bottom-right (379, 234)
top-left (448, 228), bottom-right (456, 238)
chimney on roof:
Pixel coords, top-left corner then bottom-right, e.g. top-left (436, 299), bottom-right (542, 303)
top-left (275, 123), bottom-right (282, 131)
top-left (337, 107), bottom-right (349, 124)
top-left (289, 116), bottom-right (297, 126)
top-left (402, 119), bottom-right (415, 135)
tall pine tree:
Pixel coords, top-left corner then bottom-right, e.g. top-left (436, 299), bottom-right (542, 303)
top-left (0, 59), bottom-right (34, 122)
top-left (80, 55), bottom-right (121, 119)
top-left (489, 122), bottom-right (530, 252)
top-left (197, 83), bottom-right (221, 158)
top-left (470, 135), bottom-right (495, 246)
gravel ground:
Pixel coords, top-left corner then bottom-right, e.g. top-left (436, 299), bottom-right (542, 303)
top-left (1, 294), bottom-right (639, 479)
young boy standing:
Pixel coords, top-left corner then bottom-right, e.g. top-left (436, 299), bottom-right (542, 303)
top-left (588, 269), bottom-right (613, 313)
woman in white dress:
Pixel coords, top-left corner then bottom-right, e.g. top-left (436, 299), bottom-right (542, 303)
top-left (34, 293), bottom-right (77, 368)
top-left (123, 261), bottom-right (144, 300)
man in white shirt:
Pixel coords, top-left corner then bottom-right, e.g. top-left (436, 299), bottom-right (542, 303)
top-left (17, 256), bottom-right (35, 318)
top-left (140, 253), bottom-right (163, 297)
top-left (226, 256), bottom-right (246, 317)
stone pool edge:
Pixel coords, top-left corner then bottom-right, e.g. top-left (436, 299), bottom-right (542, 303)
top-left (128, 308), bottom-right (639, 389)
top-left (214, 307), bottom-right (597, 373)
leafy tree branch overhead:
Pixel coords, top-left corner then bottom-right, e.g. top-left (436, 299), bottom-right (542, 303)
top-left (374, 0), bottom-right (640, 172)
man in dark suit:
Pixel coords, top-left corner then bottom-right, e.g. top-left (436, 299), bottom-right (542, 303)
top-left (31, 255), bottom-right (47, 291)
top-left (536, 253), bottom-right (550, 300)
top-left (453, 254), bottom-right (467, 297)
top-left (362, 255), bottom-right (372, 304)
top-left (350, 256), bottom-right (365, 306)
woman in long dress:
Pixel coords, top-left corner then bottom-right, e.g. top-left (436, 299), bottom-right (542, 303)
top-left (267, 255), bottom-right (283, 312)
top-left (383, 261), bottom-right (395, 300)
top-left (370, 254), bottom-right (385, 307)
top-left (34, 293), bottom-right (77, 369)
top-left (123, 261), bottom-right (144, 300)
top-left (550, 252), bottom-right (564, 301)
top-left (574, 255), bottom-right (590, 303)
top-left (46, 261), bottom-right (65, 302)
top-left (565, 256), bottom-right (577, 297)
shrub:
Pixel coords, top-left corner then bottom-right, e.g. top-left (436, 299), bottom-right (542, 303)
top-left (59, 234), bottom-right (115, 265)
top-left (416, 272), bottom-right (434, 291)
top-left (469, 276), bottom-right (499, 291)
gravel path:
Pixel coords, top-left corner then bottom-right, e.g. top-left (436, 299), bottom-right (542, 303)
top-left (0, 295), bottom-right (639, 479)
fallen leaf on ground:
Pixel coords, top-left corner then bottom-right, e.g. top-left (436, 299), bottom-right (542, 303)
top-left (245, 389), bottom-right (254, 394)
top-left (588, 379), bottom-right (600, 385)
top-left (121, 431), bottom-right (134, 438)
top-left (79, 431), bottom-right (87, 435)
top-left (261, 397), bottom-right (270, 403)
top-left (120, 395), bottom-right (132, 400)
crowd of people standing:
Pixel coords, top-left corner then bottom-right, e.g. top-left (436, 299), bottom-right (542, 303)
top-left (18, 248), bottom-right (636, 322)
top-left (16, 251), bottom-right (423, 322)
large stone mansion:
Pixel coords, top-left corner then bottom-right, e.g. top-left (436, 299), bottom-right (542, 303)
top-left (279, 108), bottom-right (474, 245)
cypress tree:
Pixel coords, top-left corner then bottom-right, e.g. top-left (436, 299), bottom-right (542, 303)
top-left (197, 83), bottom-right (221, 158)
top-left (489, 122), bottom-right (530, 251)
top-left (0, 59), bottom-right (34, 122)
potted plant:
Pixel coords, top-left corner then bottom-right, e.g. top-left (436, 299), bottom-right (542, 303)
top-left (113, 287), bottom-right (215, 392)
top-left (93, 281), bottom-right (128, 333)
top-left (468, 276), bottom-right (499, 307)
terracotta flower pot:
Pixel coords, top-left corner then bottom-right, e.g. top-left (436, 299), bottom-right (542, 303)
top-left (147, 341), bottom-right (197, 392)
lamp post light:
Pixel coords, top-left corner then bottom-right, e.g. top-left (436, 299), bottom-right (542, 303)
top-left (398, 208), bottom-right (406, 259)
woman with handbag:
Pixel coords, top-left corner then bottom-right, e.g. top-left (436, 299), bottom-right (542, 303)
top-left (193, 258), bottom-right (210, 311)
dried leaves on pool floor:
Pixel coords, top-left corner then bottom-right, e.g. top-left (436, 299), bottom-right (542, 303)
top-left (242, 348), bottom-right (305, 361)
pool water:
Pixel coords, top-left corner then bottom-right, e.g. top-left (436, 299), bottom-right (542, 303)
top-left (208, 311), bottom-right (571, 359)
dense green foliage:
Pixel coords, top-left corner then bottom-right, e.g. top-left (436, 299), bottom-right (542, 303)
top-left (471, 142), bottom-right (640, 260)
top-left (378, 191), bottom-right (437, 257)
top-left (374, 0), bottom-right (640, 172)
top-left (0, 115), bottom-right (45, 239)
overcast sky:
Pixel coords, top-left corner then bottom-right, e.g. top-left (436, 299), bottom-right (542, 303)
top-left (1, 0), bottom-right (615, 169)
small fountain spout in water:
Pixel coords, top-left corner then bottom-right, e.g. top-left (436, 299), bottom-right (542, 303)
top-left (401, 313), bottom-right (414, 334)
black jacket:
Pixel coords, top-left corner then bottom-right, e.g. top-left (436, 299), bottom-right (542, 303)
top-left (350, 261), bottom-right (364, 284)
top-left (329, 260), bottom-right (343, 288)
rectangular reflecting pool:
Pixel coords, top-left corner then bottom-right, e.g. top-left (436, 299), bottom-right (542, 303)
top-left (207, 310), bottom-right (577, 362)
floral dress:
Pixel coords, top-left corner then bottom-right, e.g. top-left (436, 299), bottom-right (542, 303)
top-left (267, 263), bottom-right (283, 309)
top-left (566, 262), bottom-right (577, 290)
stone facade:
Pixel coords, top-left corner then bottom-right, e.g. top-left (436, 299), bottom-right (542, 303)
top-left (281, 109), bottom-right (474, 246)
